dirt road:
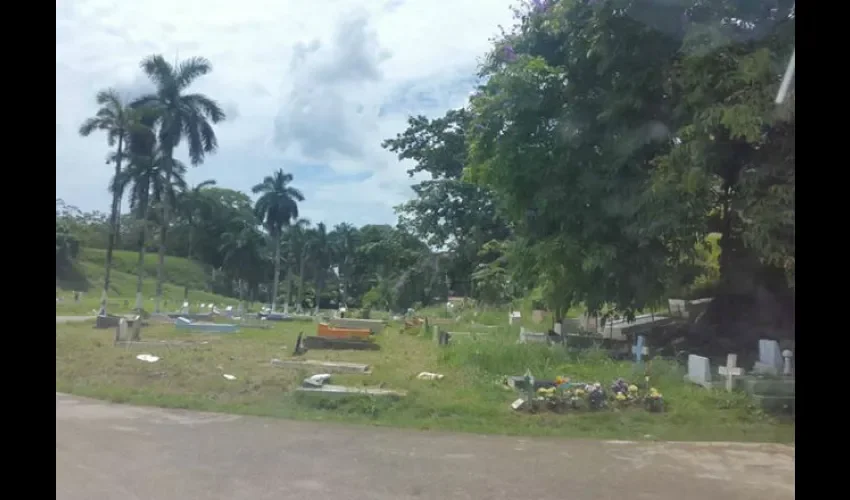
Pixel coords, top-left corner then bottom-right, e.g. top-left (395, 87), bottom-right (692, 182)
top-left (55, 393), bottom-right (794, 500)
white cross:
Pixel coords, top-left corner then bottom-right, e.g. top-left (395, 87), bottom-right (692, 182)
top-left (717, 354), bottom-right (743, 392)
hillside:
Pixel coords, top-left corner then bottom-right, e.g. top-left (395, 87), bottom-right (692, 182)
top-left (56, 248), bottom-right (238, 314)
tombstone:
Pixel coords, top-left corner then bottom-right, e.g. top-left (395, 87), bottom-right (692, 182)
top-left (115, 318), bottom-right (130, 343)
top-left (718, 354), bottom-right (743, 392)
top-left (531, 310), bottom-right (544, 324)
top-left (224, 305), bottom-right (234, 318)
top-left (686, 354), bottom-right (712, 388)
top-left (509, 311), bottom-right (521, 326)
top-left (518, 327), bottom-right (548, 344)
top-left (130, 316), bottom-right (142, 341)
top-left (553, 322), bottom-right (562, 335)
top-left (754, 339), bottom-right (783, 375)
top-left (180, 301), bottom-right (190, 314)
top-left (631, 335), bottom-right (647, 366)
top-left (782, 350), bottom-right (793, 376)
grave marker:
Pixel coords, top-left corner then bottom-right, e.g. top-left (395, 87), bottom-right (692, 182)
top-left (686, 354), bottom-right (712, 388)
top-left (115, 318), bottom-right (130, 343)
top-left (717, 354), bottom-right (743, 392)
top-left (509, 311), bottom-right (521, 326)
top-left (782, 349), bottom-right (794, 376)
top-left (631, 335), bottom-right (647, 366)
top-left (754, 339), bottom-right (783, 375)
top-left (531, 310), bottom-right (544, 324)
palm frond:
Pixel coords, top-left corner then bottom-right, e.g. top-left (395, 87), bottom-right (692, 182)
top-left (175, 57), bottom-right (212, 90)
top-left (140, 54), bottom-right (176, 90)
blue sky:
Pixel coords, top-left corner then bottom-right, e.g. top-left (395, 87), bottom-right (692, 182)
top-left (56, 0), bottom-right (515, 227)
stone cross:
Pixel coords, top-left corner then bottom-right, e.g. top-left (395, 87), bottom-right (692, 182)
top-left (631, 335), bottom-right (647, 365)
top-left (718, 354), bottom-right (743, 392)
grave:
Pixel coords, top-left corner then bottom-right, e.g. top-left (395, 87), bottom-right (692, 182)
top-left (753, 339), bottom-right (783, 375)
top-left (597, 314), bottom-right (673, 341)
top-left (296, 384), bottom-right (405, 398)
top-left (328, 318), bottom-right (385, 334)
top-left (509, 311), bottom-right (522, 326)
top-left (318, 323), bottom-right (372, 340)
top-left (518, 327), bottom-right (549, 345)
top-left (685, 354), bottom-right (712, 388)
top-left (667, 298), bottom-right (713, 319)
top-left (174, 317), bottom-right (240, 334)
top-left (270, 358), bottom-right (371, 374)
top-left (717, 354), bottom-right (744, 392)
top-left (558, 318), bottom-right (582, 334)
top-left (301, 336), bottom-right (381, 351)
top-left (531, 310), bottom-right (545, 324)
top-left (631, 335), bottom-right (647, 368)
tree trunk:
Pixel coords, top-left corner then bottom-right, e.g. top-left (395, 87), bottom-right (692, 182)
top-left (297, 252), bottom-right (307, 313)
top-left (314, 268), bottom-right (324, 315)
top-left (134, 206), bottom-right (150, 311)
top-left (99, 135), bottom-right (123, 315)
top-left (154, 150), bottom-right (173, 313)
top-left (283, 267), bottom-right (293, 314)
top-left (271, 231), bottom-right (281, 311)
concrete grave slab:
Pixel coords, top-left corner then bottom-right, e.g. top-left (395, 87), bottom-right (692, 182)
top-left (271, 358), bottom-right (371, 374)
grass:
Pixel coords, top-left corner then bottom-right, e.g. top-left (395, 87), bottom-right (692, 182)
top-left (78, 248), bottom-right (209, 289)
top-left (55, 314), bottom-right (794, 443)
top-left (56, 259), bottom-right (239, 316)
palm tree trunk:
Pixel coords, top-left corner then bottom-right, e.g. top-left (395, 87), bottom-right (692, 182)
top-left (297, 254), bottom-right (307, 313)
top-left (271, 231), bottom-right (281, 311)
top-left (284, 265), bottom-right (293, 314)
top-left (135, 207), bottom-right (150, 310)
top-left (154, 151), bottom-right (174, 313)
top-left (99, 136), bottom-right (123, 315)
top-left (314, 269), bottom-right (324, 315)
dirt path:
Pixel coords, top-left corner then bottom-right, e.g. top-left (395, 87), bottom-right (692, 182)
top-left (56, 393), bottom-right (794, 500)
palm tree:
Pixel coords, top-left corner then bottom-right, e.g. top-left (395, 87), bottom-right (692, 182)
top-left (251, 170), bottom-right (304, 312)
top-left (78, 88), bottom-right (148, 314)
top-left (310, 222), bottom-right (331, 314)
top-left (221, 222), bottom-right (266, 310)
top-left (132, 54), bottom-right (226, 313)
top-left (285, 218), bottom-right (311, 313)
top-left (113, 138), bottom-right (188, 310)
top-left (177, 179), bottom-right (217, 299)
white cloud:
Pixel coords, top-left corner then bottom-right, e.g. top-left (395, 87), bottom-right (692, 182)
top-left (56, 0), bottom-right (515, 226)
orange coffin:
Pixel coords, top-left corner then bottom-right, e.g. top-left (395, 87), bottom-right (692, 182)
top-left (316, 323), bottom-right (372, 340)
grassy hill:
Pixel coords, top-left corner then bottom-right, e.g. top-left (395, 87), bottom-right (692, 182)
top-left (56, 248), bottom-right (238, 315)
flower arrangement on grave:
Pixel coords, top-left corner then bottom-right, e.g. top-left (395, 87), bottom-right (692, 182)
top-left (645, 387), bottom-right (664, 413)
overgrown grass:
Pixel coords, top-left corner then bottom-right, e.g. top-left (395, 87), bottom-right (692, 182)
top-left (56, 261), bottom-right (239, 315)
top-left (55, 315), bottom-right (794, 442)
top-left (78, 248), bottom-right (209, 289)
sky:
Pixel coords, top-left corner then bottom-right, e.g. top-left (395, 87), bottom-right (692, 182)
top-left (55, 0), bottom-right (516, 227)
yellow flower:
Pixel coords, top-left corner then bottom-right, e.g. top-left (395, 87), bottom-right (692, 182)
top-left (615, 393), bottom-right (626, 401)
top-left (628, 385), bottom-right (638, 393)
top-left (576, 389), bottom-right (585, 396)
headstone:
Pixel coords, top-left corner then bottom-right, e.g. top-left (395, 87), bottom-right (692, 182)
top-left (509, 311), bottom-right (521, 326)
top-left (631, 335), bottom-right (647, 365)
top-left (781, 349), bottom-right (793, 376)
top-left (717, 354), bottom-right (743, 392)
top-left (686, 354), bottom-right (712, 388)
top-left (531, 310), bottom-right (544, 324)
top-left (180, 301), bottom-right (190, 314)
top-left (754, 339), bottom-right (783, 375)
top-left (130, 316), bottom-right (142, 341)
top-left (115, 318), bottom-right (130, 343)
top-left (553, 322), bottom-right (562, 335)
top-left (518, 327), bottom-right (548, 344)
top-left (224, 305), bottom-right (234, 318)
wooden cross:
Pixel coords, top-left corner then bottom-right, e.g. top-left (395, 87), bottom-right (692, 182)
top-left (717, 354), bottom-right (743, 392)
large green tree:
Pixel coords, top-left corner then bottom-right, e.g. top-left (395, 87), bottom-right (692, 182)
top-left (251, 170), bottom-right (304, 312)
top-left (79, 88), bottom-right (148, 314)
top-left (133, 54), bottom-right (226, 313)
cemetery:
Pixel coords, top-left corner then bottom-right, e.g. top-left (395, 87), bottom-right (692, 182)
top-left (55, 300), bottom-right (795, 443)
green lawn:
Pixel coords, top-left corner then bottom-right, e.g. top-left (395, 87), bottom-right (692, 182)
top-left (55, 315), bottom-right (794, 443)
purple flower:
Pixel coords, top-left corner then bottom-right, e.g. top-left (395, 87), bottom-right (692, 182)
top-left (502, 45), bottom-right (517, 62)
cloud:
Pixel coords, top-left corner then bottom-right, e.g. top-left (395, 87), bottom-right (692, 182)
top-left (56, 0), bottom-right (515, 227)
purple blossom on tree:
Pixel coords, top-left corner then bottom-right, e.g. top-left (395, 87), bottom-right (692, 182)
top-left (503, 45), bottom-right (517, 62)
